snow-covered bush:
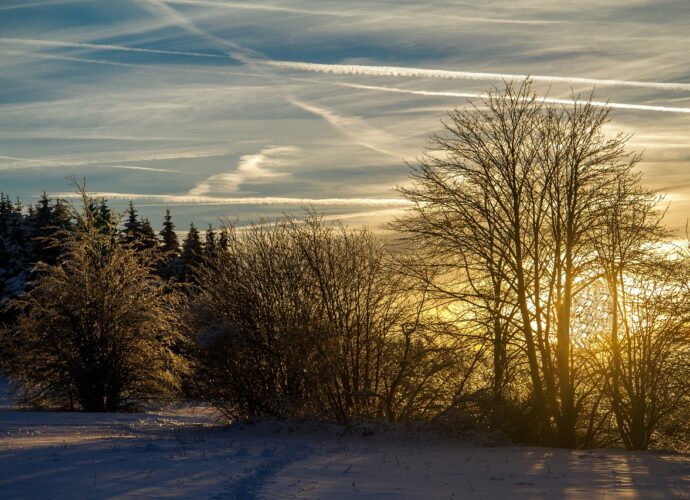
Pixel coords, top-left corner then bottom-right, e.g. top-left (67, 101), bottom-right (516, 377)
top-left (0, 188), bottom-right (190, 411)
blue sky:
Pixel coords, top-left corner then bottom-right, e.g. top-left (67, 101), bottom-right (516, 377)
top-left (1, 0), bottom-right (690, 231)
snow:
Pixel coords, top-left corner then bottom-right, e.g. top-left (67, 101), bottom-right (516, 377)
top-left (1, 382), bottom-right (689, 499)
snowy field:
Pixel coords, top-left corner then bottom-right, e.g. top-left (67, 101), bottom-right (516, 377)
top-left (1, 381), bottom-right (689, 499)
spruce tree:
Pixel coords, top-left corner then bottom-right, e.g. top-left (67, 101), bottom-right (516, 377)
top-left (121, 201), bottom-right (142, 247)
top-left (30, 193), bottom-right (72, 266)
top-left (35, 193), bottom-right (51, 225)
top-left (86, 198), bottom-right (118, 241)
top-left (0, 195), bottom-right (30, 300)
top-left (120, 202), bottom-right (157, 251)
top-left (182, 223), bottom-right (202, 259)
top-left (179, 223), bottom-right (203, 281)
top-left (204, 225), bottom-right (217, 257)
top-left (159, 208), bottom-right (179, 255)
top-left (140, 218), bottom-right (158, 250)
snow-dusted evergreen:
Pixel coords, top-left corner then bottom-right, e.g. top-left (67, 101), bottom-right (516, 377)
top-left (1, 188), bottom-right (189, 411)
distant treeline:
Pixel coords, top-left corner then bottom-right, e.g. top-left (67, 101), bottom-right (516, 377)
top-left (0, 191), bottom-right (219, 314)
top-left (1, 80), bottom-right (690, 453)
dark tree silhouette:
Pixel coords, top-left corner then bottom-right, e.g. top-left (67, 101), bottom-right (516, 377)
top-left (159, 207), bottom-right (180, 255)
top-left (177, 223), bottom-right (203, 282)
top-left (121, 202), bottom-right (157, 251)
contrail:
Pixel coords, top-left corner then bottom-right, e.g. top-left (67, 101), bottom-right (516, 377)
top-left (0, 147), bottom-right (234, 171)
top-left (339, 83), bottom-right (690, 114)
top-left (0, 1), bottom-right (73, 11)
top-left (1, 49), bottom-right (267, 79)
top-left (6, 48), bottom-right (689, 115)
top-left (55, 192), bottom-right (413, 207)
top-left (8, 36), bottom-right (689, 94)
top-left (99, 165), bottom-right (178, 173)
top-left (159, 0), bottom-right (563, 25)
top-left (136, 0), bottom-right (264, 64)
top-left (161, 0), bottom-right (352, 17)
top-left (266, 60), bottom-right (690, 92)
top-left (2, 49), bottom-right (139, 68)
top-left (288, 98), bottom-right (402, 159)
top-left (231, 208), bottom-right (407, 231)
top-left (0, 36), bottom-right (226, 58)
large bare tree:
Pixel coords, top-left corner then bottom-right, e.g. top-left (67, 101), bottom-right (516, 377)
top-left (394, 79), bottom-right (644, 446)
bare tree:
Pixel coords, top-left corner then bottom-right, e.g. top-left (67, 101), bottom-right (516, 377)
top-left (394, 79), bottom-right (643, 446)
top-left (610, 256), bottom-right (690, 449)
top-left (590, 177), bottom-right (670, 448)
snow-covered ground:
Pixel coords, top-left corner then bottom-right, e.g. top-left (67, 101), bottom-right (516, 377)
top-left (1, 380), bottom-right (689, 499)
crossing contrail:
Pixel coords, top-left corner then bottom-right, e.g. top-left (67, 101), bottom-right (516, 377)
top-left (338, 83), bottom-right (690, 114)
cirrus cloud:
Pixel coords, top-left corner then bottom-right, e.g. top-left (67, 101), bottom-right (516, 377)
top-left (189, 145), bottom-right (300, 195)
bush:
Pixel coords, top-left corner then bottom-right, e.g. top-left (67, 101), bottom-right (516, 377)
top-left (190, 213), bottom-right (459, 423)
top-left (0, 190), bottom-right (189, 411)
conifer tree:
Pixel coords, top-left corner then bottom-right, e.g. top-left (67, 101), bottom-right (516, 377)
top-left (140, 218), bottom-right (158, 250)
top-left (35, 193), bottom-right (51, 224)
top-left (157, 208), bottom-right (180, 280)
top-left (0, 194), bottom-right (31, 304)
top-left (87, 198), bottom-right (118, 241)
top-left (204, 225), bottom-right (217, 257)
top-left (179, 223), bottom-right (203, 281)
top-left (159, 208), bottom-right (180, 255)
top-left (120, 202), bottom-right (157, 251)
top-left (121, 201), bottom-right (142, 247)
top-left (30, 193), bottom-right (72, 266)
top-left (182, 223), bottom-right (202, 259)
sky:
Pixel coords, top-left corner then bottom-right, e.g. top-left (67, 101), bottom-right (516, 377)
top-left (1, 0), bottom-right (690, 232)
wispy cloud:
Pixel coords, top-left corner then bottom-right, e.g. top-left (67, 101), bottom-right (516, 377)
top-left (268, 61), bottom-right (690, 92)
top-left (189, 146), bottom-right (300, 195)
top-left (0, 131), bottom-right (194, 142)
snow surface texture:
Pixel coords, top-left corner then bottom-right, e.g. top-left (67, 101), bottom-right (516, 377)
top-left (1, 380), bottom-right (689, 499)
